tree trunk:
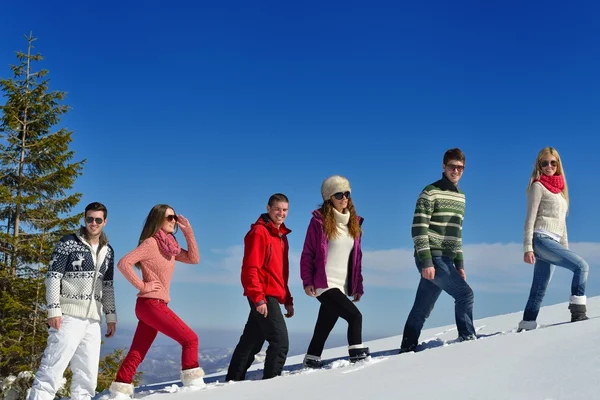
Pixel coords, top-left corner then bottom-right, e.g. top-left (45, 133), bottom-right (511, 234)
top-left (11, 35), bottom-right (33, 276)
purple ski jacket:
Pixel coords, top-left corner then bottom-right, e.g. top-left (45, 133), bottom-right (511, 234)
top-left (300, 209), bottom-right (364, 295)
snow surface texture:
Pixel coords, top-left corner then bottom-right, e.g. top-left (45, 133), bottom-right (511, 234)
top-left (97, 297), bottom-right (600, 400)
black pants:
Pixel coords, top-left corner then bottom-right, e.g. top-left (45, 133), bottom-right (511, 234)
top-left (306, 288), bottom-right (363, 357)
top-left (226, 296), bottom-right (289, 381)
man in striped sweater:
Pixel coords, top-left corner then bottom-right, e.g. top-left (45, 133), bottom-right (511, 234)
top-left (399, 148), bottom-right (476, 353)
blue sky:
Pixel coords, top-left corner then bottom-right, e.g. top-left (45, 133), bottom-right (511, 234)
top-left (1, 0), bottom-right (599, 348)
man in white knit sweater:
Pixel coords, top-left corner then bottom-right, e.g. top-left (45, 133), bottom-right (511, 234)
top-left (29, 202), bottom-right (117, 400)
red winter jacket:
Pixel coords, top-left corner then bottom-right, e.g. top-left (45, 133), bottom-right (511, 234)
top-left (241, 214), bottom-right (293, 307)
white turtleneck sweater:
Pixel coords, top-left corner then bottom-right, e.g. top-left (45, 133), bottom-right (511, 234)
top-left (316, 208), bottom-right (355, 297)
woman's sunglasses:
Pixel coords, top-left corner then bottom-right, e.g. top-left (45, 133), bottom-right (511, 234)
top-left (165, 215), bottom-right (179, 222)
top-left (85, 217), bottom-right (104, 224)
top-left (333, 191), bottom-right (351, 200)
top-left (540, 160), bottom-right (557, 168)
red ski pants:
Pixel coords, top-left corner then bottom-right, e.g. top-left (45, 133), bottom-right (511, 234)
top-left (115, 297), bottom-right (199, 383)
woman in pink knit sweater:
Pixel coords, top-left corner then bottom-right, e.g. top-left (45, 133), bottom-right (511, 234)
top-left (109, 204), bottom-right (202, 398)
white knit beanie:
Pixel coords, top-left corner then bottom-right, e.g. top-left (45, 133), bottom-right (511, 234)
top-left (321, 175), bottom-right (351, 201)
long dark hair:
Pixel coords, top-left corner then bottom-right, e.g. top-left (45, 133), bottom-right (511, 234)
top-left (135, 204), bottom-right (178, 269)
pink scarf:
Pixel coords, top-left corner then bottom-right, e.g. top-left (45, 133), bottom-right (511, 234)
top-left (154, 229), bottom-right (181, 257)
top-left (537, 174), bottom-right (564, 194)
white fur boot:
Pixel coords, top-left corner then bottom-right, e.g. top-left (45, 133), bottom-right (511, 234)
top-left (180, 367), bottom-right (206, 388)
top-left (109, 381), bottom-right (135, 399)
top-left (517, 320), bottom-right (538, 332)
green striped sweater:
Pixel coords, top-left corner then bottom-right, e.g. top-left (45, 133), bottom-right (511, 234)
top-left (411, 175), bottom-right (465, 269)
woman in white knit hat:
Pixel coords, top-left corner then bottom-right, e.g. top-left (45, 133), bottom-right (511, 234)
top-left (299, 175), bottom-right (369, 368)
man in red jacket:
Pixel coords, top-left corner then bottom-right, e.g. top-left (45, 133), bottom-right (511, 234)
top-left (226, 193), bottom-right (295, 381)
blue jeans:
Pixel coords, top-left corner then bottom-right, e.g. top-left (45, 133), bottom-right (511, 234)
top-left (401, 256), bottom-right (475, 349)
top-left (522, 233), bottom-right (589, 321)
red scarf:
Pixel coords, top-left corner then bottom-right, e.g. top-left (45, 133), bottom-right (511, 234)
top-left (154, 229), bottom-right (181, 257)
top-left (537, 174), bottom-right (564, 194)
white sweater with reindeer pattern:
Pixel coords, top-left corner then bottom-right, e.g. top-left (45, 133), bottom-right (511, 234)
top-left (45, 228), bottom-right (117, 323)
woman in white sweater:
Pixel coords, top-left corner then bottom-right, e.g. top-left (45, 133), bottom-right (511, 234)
top-left (300, 175), bottom-right (368, 368)
top-left (518, 147), bottom-right (589, 331)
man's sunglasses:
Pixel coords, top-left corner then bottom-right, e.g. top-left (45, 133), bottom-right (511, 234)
top-left (540, 160), bottom-right (557, 168)
top-left (165, 215), bottom-right (179, 222)
top-left (446, 164), bottom-right (465, 172)
top-left (85, 217), bottom-right (104, 224)
top-left (333, 191), bottom-right (351, 200)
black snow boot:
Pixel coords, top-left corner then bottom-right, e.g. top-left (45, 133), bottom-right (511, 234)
top-left (569, 303), bottom-right (589, 322)
top-left (399, 343), bottom-right (417, 354)
top-left (399, 335), bottom-right (418, 354)
top-left (458, 334), bottom-right (478, 342)
top-left (348, 346), bottom-right (370, 363)
top-left (302, 354), bottom-right (324, 369)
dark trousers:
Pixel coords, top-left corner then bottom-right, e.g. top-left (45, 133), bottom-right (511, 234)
top-left (306, 288), bottom-right (363, 357)
top-left (401, 256), bottom-right (475, 349)
top-left (226, 296), bottom-right (289, 381)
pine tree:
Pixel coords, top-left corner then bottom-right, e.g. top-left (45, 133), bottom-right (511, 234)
top-left (0, 32), bottom-right (85, 376)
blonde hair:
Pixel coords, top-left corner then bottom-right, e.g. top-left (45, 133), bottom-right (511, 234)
top-left (527, 147), bottom-right (569, 207)
top-left (320, 198), bottom-right (361, 241)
